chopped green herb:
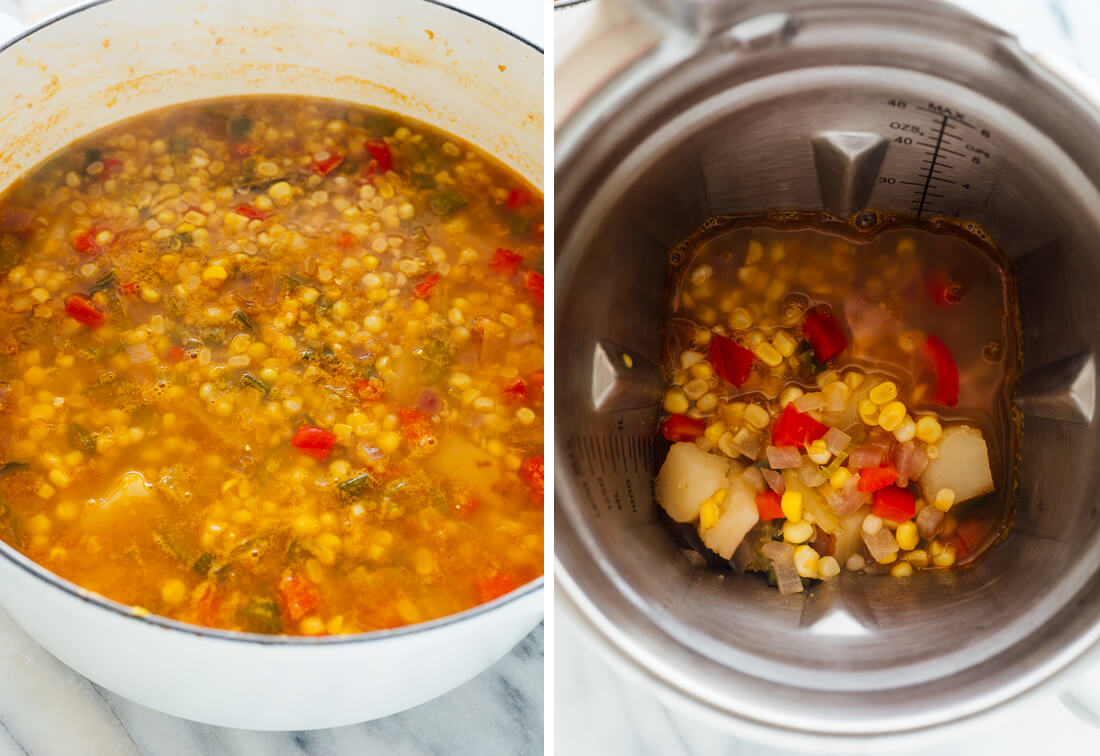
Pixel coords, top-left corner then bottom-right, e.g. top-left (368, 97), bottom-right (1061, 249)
top-left (236, 598), bottom-right (283, 634)
top-left (69, 423), bottom-right (98, 454)
top-left (89, 269), bottom-right (118, 293)
top-left (193, 552), bottom-right (213, 576)
top-left (83, 148), bottom-right (102, 168)
top-left (508, 213), bottom-right (531, 236)
top-left (338, 472), bottom-right (376, 499)
top-left (417, 336), bottom-right (455, 384)
top-left (241, 373), bottom-right (270, 397)
top-left (169, 136), bottom-right (190, 154)
top-left (228, 116), bottom-right (253, 137)
top-left (233, 310), bottom-right (258, 334)
top-left (0, 461), bottom-right (29, 476)
top-left (430, 189), bottom-right (468, 216)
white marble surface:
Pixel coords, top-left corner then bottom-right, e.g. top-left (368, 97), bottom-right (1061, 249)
top-left (554, 1), bottom-right (1100, 754)
top-left (0, 2), bottom-right (544, 756)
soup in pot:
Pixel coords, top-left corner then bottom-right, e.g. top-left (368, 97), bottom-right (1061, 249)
top-left (0, 97), bottom-right (544, 634)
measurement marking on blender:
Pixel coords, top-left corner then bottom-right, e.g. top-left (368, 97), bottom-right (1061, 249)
top-left (913, 114), bottom-right (950, 217)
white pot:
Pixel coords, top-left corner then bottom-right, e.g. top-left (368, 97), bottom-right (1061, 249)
top-left (0, 0), bottom-right (543, 731)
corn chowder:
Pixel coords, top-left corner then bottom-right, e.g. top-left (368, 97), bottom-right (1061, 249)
top-left (0, 97), bottom-right (544, 634)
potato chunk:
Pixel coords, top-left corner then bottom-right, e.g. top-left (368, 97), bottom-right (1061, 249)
top-left (919, 426), bottom-right (994, 504)
top-left (655, 442), bottom-right (730, 522)
top-left (700, 472), bottom-right (759, 560)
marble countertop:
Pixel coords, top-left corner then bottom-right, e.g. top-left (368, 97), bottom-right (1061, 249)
top-left (0, 2), bottom-right (544, 755)
top-left (554, 1), bottom-right (1100, 754)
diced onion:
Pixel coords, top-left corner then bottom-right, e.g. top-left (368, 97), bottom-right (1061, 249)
top-left (762, 542), bottom-right (803, 594)
top-left (798, 463), bottom-right (827, 488)
top-left (823, 427), bottom-right (852, 455)
top-left (793, 392), bottom-right (826, 413)
top-left (765, 445), bottom-right (802, 469)
top-left (850, 441), bottom-right (889, 469)
top-left (916, 504), bottom-right (945, 540)
top-left (826, 475), bottom-right (870, 516)
top-left (761, 467), bottom-right (785, 495)
top-left (862, 527), bottom-right (898, 562)
top-left (739, 465), bottom-right (765, 492)
top-left (126, 343), bottom-right (155, 364)
top-left (731, 540), bottom-right (756, 573)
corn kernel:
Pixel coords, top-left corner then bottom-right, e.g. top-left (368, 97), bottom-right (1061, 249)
top-left (858, 398), bottom-right (879, 425)
top-left (663, 389), bottom-right (689, 415)
top-left (927, 444), bottom-right (940, 460)
top-left (844, 371), bottom-right (864, 389)
top-left (689, 362), bottom-right (713, 380)
top-left (703, 421), bottom-right (726, 443)
top-left (934, 488), bottom-right (956, 512)
top-left (932, 544), bottom-right (957, 568)
top-left (818, 555), bottom-right (841, 579)
top-left (202, 264), bottom-right (228, 285)
top-left (269, 181), bottom-right (293, 206)
top-left (743, 404), bottom-right (770, 430)
top-left (783, 520), bottom-right (814, 544)
top-left (47, 468), bottom-right (71, 489)
top-left (896, 520), bottom-right (919, 550)
top-left (830, 466), bottom-right (853, 489)
top-left (821, 380), bottom-right (849, 409)
top-left (793, 545), bottom-right (820, 578)
top-left (781, 491), bottom-right (803, 523)
top-left (915, 416), bottom-right (943, 444)
top-left (696, 393), bottom-right (718, 413)
top-left (729, 307), bottom-right (752, 330)
top-left (846, 553), bottom-right (866, 572)
top-left (806, 439), bottom-right (831, 465)
top-left (890, 561), bottom-right (914, 578)
top-left (779, 386), bottom-right (804, 409)
top-left (893, 415), bottom-right (917, 443)
top-left (878, 552), bottom-right (898, 565)
top-left (161, 579), bottom-right (187, 604)
top-left (904, 549), bottom-right (930, 568)
top-left (301, 616), bottom-right (326, 635)
top-left (377, 431), bottom-right (402, 454)
top-left (772, 330), bottom-right (797, 358)
top-left (869, 381), bottom-right (898, 405)
top-left (699, 489), bottom-right (725, 530)
top-left (862, 513), bottom-right (883, 536)
top-left (755, 342), bottom-right (783, 367)
top-left (680, 350), bottom-right (705, 369)
top-left (877, 401), bottom-right (907, 432)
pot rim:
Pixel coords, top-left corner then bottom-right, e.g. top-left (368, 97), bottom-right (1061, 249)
top-left (0, 0), bottom-right (544, 647)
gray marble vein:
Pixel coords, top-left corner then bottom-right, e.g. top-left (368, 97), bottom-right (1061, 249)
top-left (0, 605), bottom-right (543, 756)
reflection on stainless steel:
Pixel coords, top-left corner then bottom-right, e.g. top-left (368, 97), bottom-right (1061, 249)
top-left (556, 0), bottom-right (1100, 739)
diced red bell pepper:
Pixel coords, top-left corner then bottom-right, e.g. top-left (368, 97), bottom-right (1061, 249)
top-left (501, 378), bottom-right (528, 402)
top-left (524, 270), bottom-right (544, 307)
top-left (121, 282), bottom-right (139, 296)
top-left (858, 463), bottom-right (899, 492)
top-left (520, 454), bottom-right (544, 504)
top-left (476, 573), bottom-right (517, 603)
top-left (236, 204), bottom-right (267, 221)
top-left (413, 272), bottom-right (440, 298)
top-left (195, 583), bottom-right (223, 626)
top-left (660, 414), bottom-right (705, 442)
top-left (278, 574), bottom-right (320, 622)
top-left (802, 309), bottom-right (849, 362)
top-left (489, 248), bottom-right (523, 277)
top-left (72, 230), bottom-right (102, 256)
top-left (399, 408), bottom-right (437, 455)
top-left (453, 489), bottom-right (481, 518)
top-left (709, 333), bottom-right (755, 388)
top-left (100, 157), bottom-right (122, 180)
top-left (167, 345), bottom-right (187, 363)
top-left (64, 294), bottom-right (105, 328)
top-left (871, 485), bottom-right (915, 522)
top-left (291, 425), bottom-right (337, 460)
top-left (233, 142), bottom-right (255, 157)
top-left (336, 231), bottom-right (356, 249)
top-left (365, 139), bottom-right (392, 171)
top-left (924, 333), bottom-right (959, 408)
top-left (313, 152), bottom-right (344, 176)
top-left (770, 403), bottom-right (828, 448)
top-left (506, 188), bottom-right (532, 211)
top-left (756, 489), bottom-right (784, 520)
top-left (353, 377), bottom-right (385, 402)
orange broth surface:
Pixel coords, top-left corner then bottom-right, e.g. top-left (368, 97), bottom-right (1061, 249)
top-left (0, 97), bottom-right (544, 635)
